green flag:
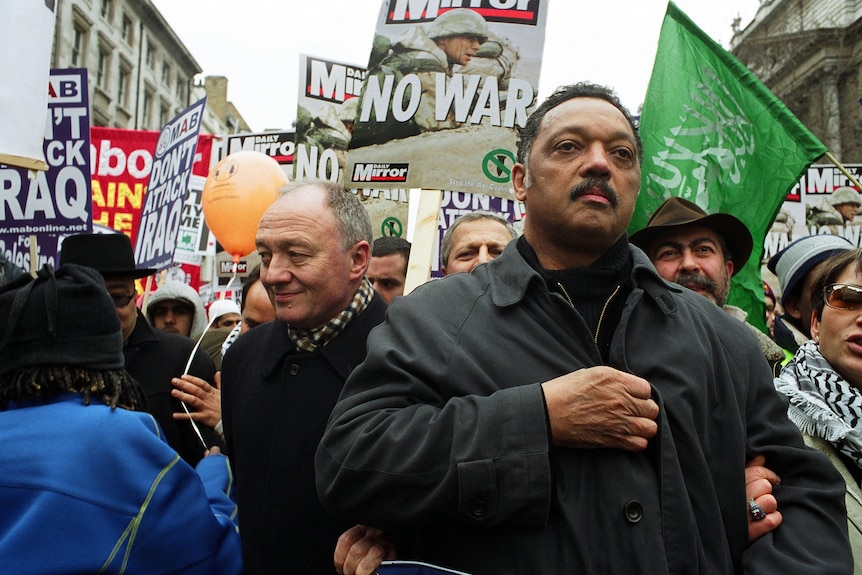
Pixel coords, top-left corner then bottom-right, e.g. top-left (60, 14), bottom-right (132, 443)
top-left (631, 1), bottom-right (827, 332)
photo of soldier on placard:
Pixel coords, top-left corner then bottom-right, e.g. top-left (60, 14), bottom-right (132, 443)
top-left (346, 1), bottom-right (548, 198)
top-left (352, 9), bottom-right (520, 147)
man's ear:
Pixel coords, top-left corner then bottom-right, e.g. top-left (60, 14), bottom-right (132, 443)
top-left (513, 163), bottom-right (527, 202)
top-left (349, 241), bottom-right (370, 281)
top-left (725, 259), bottom-right (734, 278)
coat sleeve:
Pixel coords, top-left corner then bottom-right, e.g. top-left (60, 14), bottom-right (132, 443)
top-left (737, 339), bottom-right (852, 573)
top-left (315, 294), bottom-right (554, 528)
top-left (127, 452), bottom-right (243, 574)
top-left (102, 413), bottom-right (243, 575)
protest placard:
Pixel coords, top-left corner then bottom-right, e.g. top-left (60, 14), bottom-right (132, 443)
top-left (0, 68), bottom-right (91, 271)
top-left (134, 97), bottom-right (207, 271)
top-left (220, 130), bottom-right (295, 180)
top-left (346, 0), bottom-right (548, 199)
top-left (0, 1), bottom-right (54, 171)
top-left (91, 127), bottom-right (214, 249)
top-left (764, 164), bottom-right (862, 260)
top-left (295, 54), bottom-right (365, 182)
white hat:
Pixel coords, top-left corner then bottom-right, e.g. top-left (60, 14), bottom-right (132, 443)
top-left (208, 298), bottom-right (240, 323)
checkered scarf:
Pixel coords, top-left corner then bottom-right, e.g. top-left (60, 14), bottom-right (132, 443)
top-left (774, 339), bottom-right (862, 471)
top-left (287, 278), bottom-right (375, 352)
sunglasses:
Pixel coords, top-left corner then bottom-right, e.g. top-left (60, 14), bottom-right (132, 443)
top-left (109, 292), bottom-right (136, 308)
top-left (824, 284), bottom-right (862, 311)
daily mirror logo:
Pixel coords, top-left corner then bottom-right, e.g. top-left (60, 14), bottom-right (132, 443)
top-left (386, 0), bottom-right (539, 25)
top-left (306, 57), bottom-right (367, 104)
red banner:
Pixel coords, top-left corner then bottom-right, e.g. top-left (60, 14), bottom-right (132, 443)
top-left (90, 127), bottom-right (213, 245)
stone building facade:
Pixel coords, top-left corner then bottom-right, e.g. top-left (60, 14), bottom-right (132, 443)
top-left (51, 0), bottom-right (250, 135)
top-left (731, 0), bottom-right (862, 163)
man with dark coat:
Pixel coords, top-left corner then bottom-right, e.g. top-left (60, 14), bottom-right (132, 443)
top-left (60, 233), bottom-right (221, 466)
top-left (0, 252), bottom-right (25, 287)
top-left (316, 83), bottom-right (852, 574)
top-left (220, 179), bottom-right (386, 574)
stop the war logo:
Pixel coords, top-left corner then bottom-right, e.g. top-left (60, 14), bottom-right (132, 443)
top-left (352, 163), bottom-right (410, 183)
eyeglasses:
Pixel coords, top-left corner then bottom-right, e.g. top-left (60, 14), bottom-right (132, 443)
top-left (823, 284), bottom-right (862, 311)
top-left (108, 292), bottom-right (136, 308)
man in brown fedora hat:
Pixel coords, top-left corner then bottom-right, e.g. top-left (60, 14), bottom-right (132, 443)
top-left (630, 196), bottom-right (784, 374)
top-left (60, 232), bottom-right (221, 465)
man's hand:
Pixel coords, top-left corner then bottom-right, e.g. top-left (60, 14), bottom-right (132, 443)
top-left (334, 524), bottom-right (396, 575)
top-left (746, 454), bottom-right (782, 541)
top-left (172, 372), bottom-right (221, 429)
top-left (541, 366), bottom-right (659, 451)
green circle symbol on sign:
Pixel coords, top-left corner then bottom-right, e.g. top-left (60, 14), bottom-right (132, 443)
top-left (482, 149), bottom-right (516, 183)
top-left (381, 217), bottom-right (403, 238)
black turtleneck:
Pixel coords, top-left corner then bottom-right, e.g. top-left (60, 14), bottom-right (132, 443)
top-left (517, 235), bottom-right (634, 362)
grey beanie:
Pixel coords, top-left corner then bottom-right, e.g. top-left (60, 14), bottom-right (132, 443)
top-left (767, 234), bottom-right (853, 306)
top-left (0, 264), bottom-right (124, 378)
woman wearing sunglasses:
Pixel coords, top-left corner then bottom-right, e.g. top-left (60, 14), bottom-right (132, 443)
top-left (774, 247), bottom-right (862, 570)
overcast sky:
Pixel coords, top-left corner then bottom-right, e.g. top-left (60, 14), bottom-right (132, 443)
top-left (151, 0), bottom-right (763, 132)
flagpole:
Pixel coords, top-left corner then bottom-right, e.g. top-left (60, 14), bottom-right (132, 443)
top-left (825, 151), bottom-right (862, 190)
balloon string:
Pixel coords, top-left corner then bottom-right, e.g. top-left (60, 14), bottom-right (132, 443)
top-left (182, 311), bottom-right (218, 452)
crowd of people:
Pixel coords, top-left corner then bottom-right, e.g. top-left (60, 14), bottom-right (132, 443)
top-left (2, 81), bottom-right (861, 574)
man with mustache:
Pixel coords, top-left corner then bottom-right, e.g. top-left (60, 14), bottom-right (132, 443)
top-left (629, 196), bottom-right (785, 374)
top-left (317, 83), bottom-right (850, 574)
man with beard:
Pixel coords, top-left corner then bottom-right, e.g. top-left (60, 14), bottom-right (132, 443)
top-left (629, 196), bottom-right (784, 375)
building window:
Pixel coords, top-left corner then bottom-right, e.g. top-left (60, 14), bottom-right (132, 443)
top-left (162, 62), bottom-right (171, 87)
top-left (159, 103), bottom-right (170, 127)
top-left (96, 45), bottom-right (111, 89)
top-left (100, 0), bottom-right (113, 22)
top-left (176, 75), bottom-right (185, 100)
top-left (117, 64), bottom-right (131, 108)
top-left (121, 14), bottom-right (133, 45)
top-left (142, 89), bottom-right (153, 128)
top-left (145, 41), bottom-right (156, 69)
top-left (71, 25), bottom-right (88, 67)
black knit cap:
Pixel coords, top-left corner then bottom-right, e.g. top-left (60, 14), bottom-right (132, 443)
top-left (0, 264), bottom-right (125, 378)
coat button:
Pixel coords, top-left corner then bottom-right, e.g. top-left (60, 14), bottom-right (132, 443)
top-left (289, 364), bottom-right (300, 375)
top-left (471, 498), bottom-right (487, 518)
top-left (624, 501), bottom-right (643, 524)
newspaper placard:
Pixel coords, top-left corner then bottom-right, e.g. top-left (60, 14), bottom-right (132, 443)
top-left (0, 68), bottom-right (92, 270)
top-left (295, 54), bottom-right (365, 182)
top-left (351, 187), bottom-right (411, 242)
top-left (134, 97), bottom-right (207, 271)
top-left (346, 0), bottom-right (547, 199)
top-left (220, 130), bottom-right (295, 180)
top-left (764, 164), bottom-right (862, 261)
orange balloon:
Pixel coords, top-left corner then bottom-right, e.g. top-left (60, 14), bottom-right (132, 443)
top-left (202, 151), bottom-right (287, 262)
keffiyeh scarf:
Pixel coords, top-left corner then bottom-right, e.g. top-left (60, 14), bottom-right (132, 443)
top-left (774, 340), bottom-right (862, 471)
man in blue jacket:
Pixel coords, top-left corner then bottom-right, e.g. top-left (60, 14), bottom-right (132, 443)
top-left (317, 83), bottom-right (852, 574)
top-left (0, 263), bottom-right (241, 574)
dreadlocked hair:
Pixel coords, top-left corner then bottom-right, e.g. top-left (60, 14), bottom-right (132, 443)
top-left (0, 365), bottom-right (146, 411)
